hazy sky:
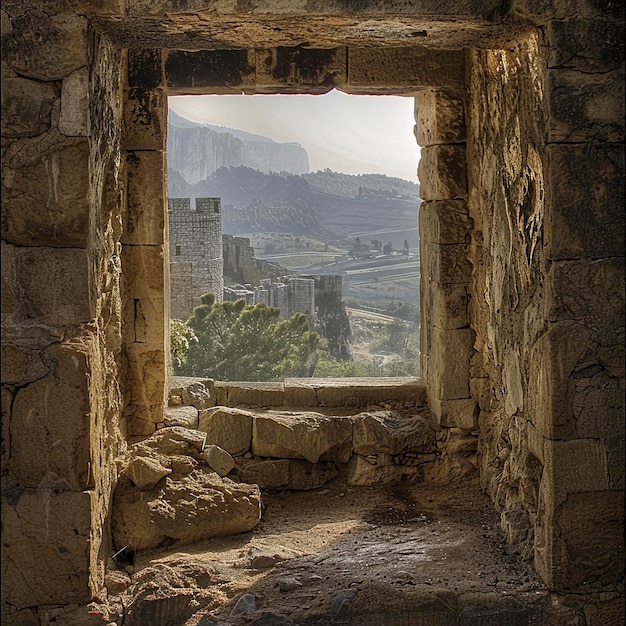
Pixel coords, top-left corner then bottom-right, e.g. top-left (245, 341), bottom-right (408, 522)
top-left (168, 90), bottom-right (420, 182)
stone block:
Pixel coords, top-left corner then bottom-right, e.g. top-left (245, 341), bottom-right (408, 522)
top-left (0, 343), bottom-right (48, 386)
top-left (123, 295), bottom-right (166, 346)
top-left (546, 259), bottom-right (624, 330)
top-left (414, 89), bottom-right (466, 146)
top-left (573, 372), bottom-right (624, 440)
top-left (347, 454), bottom-right (419, 486)
top-left (352, 410), bottom-right (437, 456)
top-left (9, 342), bottom-right (91, 490)
top-left (3, 140), bottom-right (90, 247)
top-left (165, 49), bottom-right (255, 92)
top-left (605, 436), bottom-right (625, 491)
top-left (1, 76), bottom-right (57, 137)
top-left (430, 282), bottom-right (469, 329)
top-left (124, 345), bottom-right (166, 429)
top-left (428, 243), bottom-right (472, 284)
top-left (1, 11), bottom-right (88, 80)
top-left (428, 327), bottom-right (473, 400)
top-left (237, 458), bottom-right (290, 489)
top-left (252, 412), bottom-right (353, 464)
top-left (202, 445), bottom-right (236, 477)
top-left (1, 488), bottom-right (92, 608)
top-left (429, 397), bottom-right (478, 429)
top-left (198, 407), bottom-right (253, 456)
top-left (123, 150), bottom-right (166, 245)
top-left (218, 382), bottom-right (285, 407)
top-left (548, 68), bottom-right (624, 143)
top-left (419, 200), bottom-right (472, 244)
top-left (348, 48), bottom-right (465, 90)
top-left (284, 380), bottom-right (318, 407)
top-left (124, 88), bottom-right (165, 151)
top-left (545, 144), bottom-right (624, 260)
top-left (59, 67), bottom-right (89, 136)
top-left (548, 18), bottom-right (624, 74)
top-left (123, 456), bottom-right (172, 490)
top-left (128, 48), bottom-right (163, 91)
top-left (528, 321), bottom-right (590, 439)
top-left (288, 460), bottom-right (339, 490)
top-left (256, 47), bottom-right (346, 90)
top-left (418, 145), bottom-right (468, 201)
top-left (163, 405), bottom-right (199, 429)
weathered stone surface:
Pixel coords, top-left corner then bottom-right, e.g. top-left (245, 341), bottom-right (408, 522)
top-left (198, 406), bottom-right (253, 456)
top-left (0, 343), bottom-right (48, 386)
top-left (123, 294), bottom-right (165, 346)
top-left (418, 145), bottom-right (468, 201)
top-left (419, 200), bottom-right (472, 245)
top-left (430, 282), bottom-right (469, 329)
top-left (214, 381), bottom-right (285, 407)
top-left (429, 398), bottom-right (478, 429)
top-left (428, 243), bottom-right (472, 285)
top-left (123, 456), bottom-right (172, 490)
top-left (548, 68), bottom-right (625, 143)
top-left (252, 412), bottom-right (353, 464)
top-left (125, 345), bottom-right (167, 430)
top-left (236, 458), bottom-right (290, 489)
top-left (59, 68), bottom-right (89, 136)
top-left (112, 431), bottom-right (261, 551)
top-left (180, 380), bottom-right (214, 410)
top-left (1, 11), bottom-right (88, 80)
top-left (1, 76), bottom-right (57, 137)
top-left (125, 88), bottom-right (165, 151)
top-left (347, 453), bottom-right (419, 486)
top-left (1, 488), bottom-right (92, 608)
top-left (429, 327), bottom-right (473, 400)
top-left (9, 342), bottom-right (91, 490)
top-left (352, 410), bottom-right (437, 456)
top-left (256, 47), bottom-right (346, 90)
top-left (123, 151), bottom-right (166, 245)
top-left (546, 144), bottom-right (624, 260)
top-left (164, 405), bottom-right (199, 429)
top-left (202, 444), bottom-right (236, 477)
top-left (3, 140), bottom-right (90, 247)
top-left (348, 48), bottom-right (465, 89)
top-left (288, 459), bottom-right (339, 490)
top-left (414, 89), bottom-right (466, 146)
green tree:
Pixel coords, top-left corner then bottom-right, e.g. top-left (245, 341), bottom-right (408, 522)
top-left (176, 298), bottom-right (325, 381)
top-left (170, 319), bottom-right (198, 368)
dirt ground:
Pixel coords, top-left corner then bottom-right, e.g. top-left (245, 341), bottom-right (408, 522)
top-left (98, 474), bottom-right (581, 626)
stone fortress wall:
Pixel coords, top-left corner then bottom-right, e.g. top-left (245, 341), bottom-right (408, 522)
top-left (1, 1), bottom-right (623, 623)
top-left (168, 197), bottom-right (224, 319)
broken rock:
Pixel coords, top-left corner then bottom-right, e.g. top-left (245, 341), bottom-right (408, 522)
top-left (202, 445), bottom-right (236, 477)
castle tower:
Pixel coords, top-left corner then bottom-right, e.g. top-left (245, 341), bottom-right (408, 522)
top-left (168, 197), bottom-right (224, 320)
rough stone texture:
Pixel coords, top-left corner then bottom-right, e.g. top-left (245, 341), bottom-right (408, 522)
top-left (236, 458), bottom-right (290, 489)
top-left (202, 445), bottom-right (236, 477)
top-left (418, 145), bottom-right (468, 201)
top-left (164, 405), bottom-right (199, 429)
top-left (123, 456), bottom-right (172, 490)
top-left (198, 406), bottom-right (253, 456)
top-left (348, 453), bottom-right (420, 485)
top-left (414, 89), bottom-right (466, 146)
top-left (214, 381), bottom-right (285, 407)
top-left (59, 68), bottom-right (89, 137)
top-left (252, 412), bottom-right (353, 464)
top-left (1, 76), bottom-right (58, 137)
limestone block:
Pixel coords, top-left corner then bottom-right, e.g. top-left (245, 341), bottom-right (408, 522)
top-left (605, 436), bottom-right (625, 491)
top-left (123, 456), bottom-right (172, 490)
top-left (150, 426), bottom-right (206, 454)
top-left (128, 48), bottom-right (163, 91)
top-left (1, 76), bottom-right (57, 137)
top-left (548, 68), bottom-right (624, 143)
top-left (347, 454), bottom-right (419, 486)
top-left (202, 445), bottom-right (236, 477)
top-left (430, 282), bottom-right (469, 329)
top-left (215, 381), bottom-right (285, 407)
top-left (528, 320), bottom-right (590, 439)
top-left (123, 295), bottom-right (166, 346)
top-left (164, 406), bottom-right (199, 429)
top-left (352, 410), bottom-right (437, 456)
top-left (1, 488), bottom-right (92, 608)
top-left (428, 327), bottom-right (473, 400)
top-left (165, 49), bottom-right (255, 91)
top-left (3, 140), bottom-right (90, 247)
top-left (9, 342), bottom-right (91, 490)
top-left (429, 398), bottom-right (477, 429)
top-left (427, 243), bottom-right (472, 285)
top-left (414, 89), bottom-right (466, 147)
top-left (548, 18), bottom-right (624, 74)
top-left (1, 11), bottom-right (88, 80)
top-left (59, 68), bottom-right (89, 136)
top-left (0, 343), bottom-right (48, 386)
top-left (112, 471), bottom-right (261, 551)
top-left (288, 460), bottom-right (339, 490)
top-left (198, 407), bottom-right (253, 456)
top-left (256, 47), bottom-right (346, 89)
top-left (284, 380), bottom-right (318, 407)
top-left (252, 412), bottom-right (353, 464)
top-left (125, 88), bottom-right (165, 151)
top-left (546, 259), bottom-right (624, 329)
top-left (125, 345), bottom-right (166, 429)
top-left (123, 150), bottom-right (166, 245)
top-left (419, 200), bottom-right (471, 244)
top-left (309, 378), bottom-right (426, 407)
top-left (418, 145), bottom-right (468, 201)
top-left (546, 144), bottom-right (624, 260)
top-left (236, 458), bottom-right (290, 489)
top-left (348, 48), bottom-right (465, 89)
top-left (573, 372), bottom-right (624, 440)
top-left (1, 387), bottom-right (13, 476)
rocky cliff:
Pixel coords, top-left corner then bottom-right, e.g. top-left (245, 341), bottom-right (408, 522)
top-left (168, 110), bottom-right (310, 183)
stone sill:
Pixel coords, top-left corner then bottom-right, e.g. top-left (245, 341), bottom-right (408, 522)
top-left (169, 376), bottom-right (427, 409)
